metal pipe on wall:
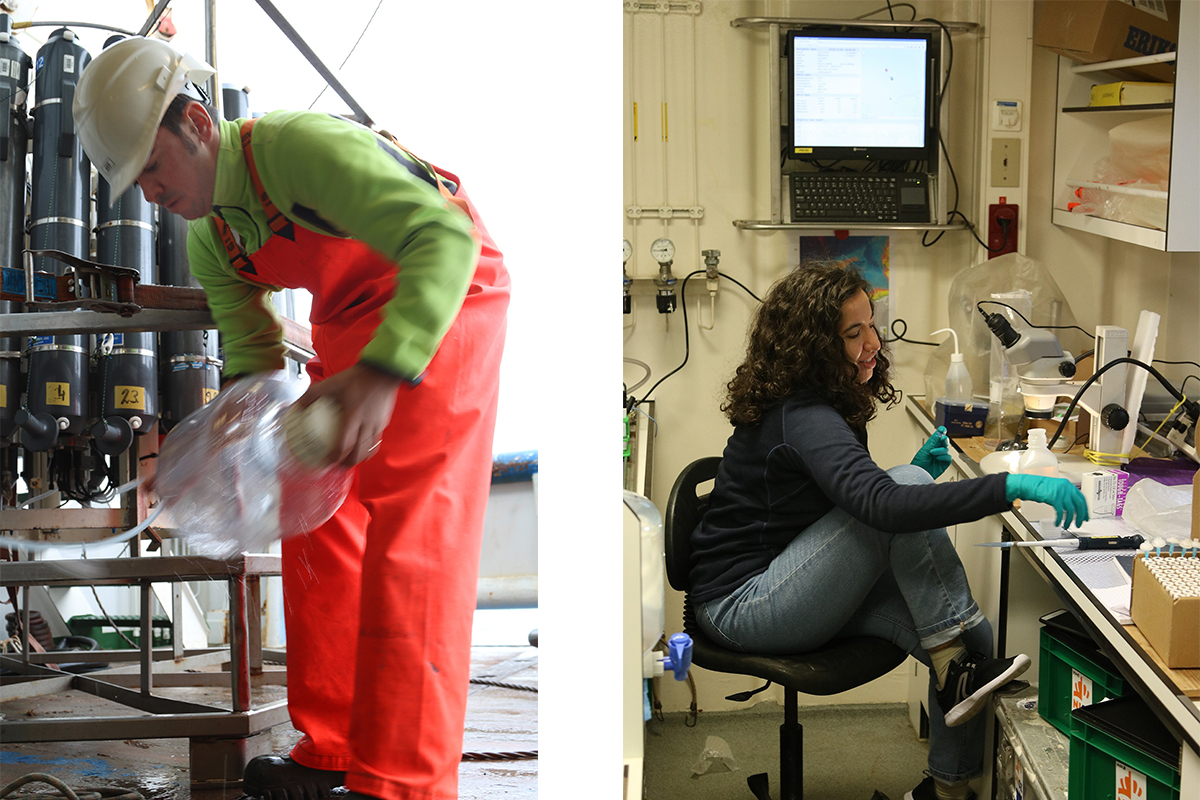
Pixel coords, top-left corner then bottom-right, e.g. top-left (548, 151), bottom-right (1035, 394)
top-left (205, 0), bottom-right (219, 119)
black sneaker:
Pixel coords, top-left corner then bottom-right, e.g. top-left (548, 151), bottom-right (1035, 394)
top-left (935, 651), bottom-right (1031, 727)
top-left (243, 755), bottom-right (347, 800)
top-left (904, 775), bottom-right (976, 800)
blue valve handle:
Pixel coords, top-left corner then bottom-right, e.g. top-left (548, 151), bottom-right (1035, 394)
top-left (661, 632), bottom-right (693, 681)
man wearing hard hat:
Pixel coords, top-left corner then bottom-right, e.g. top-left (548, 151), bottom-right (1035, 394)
top-left (73, 37), bottom-right (510, 800)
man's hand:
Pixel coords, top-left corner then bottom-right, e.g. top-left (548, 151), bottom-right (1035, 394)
top-left (295, 363), bottom-right (402, 467)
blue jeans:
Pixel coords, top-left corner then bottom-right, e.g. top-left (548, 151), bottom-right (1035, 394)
top-left (697, 464), bottom-right (992, 783)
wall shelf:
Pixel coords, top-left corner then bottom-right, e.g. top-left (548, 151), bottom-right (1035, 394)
top-left (1062, 103), bottom-right (1172, 113)
top-left (1051, 208), bottom-right (1166, 250)
top-left (1048, 4), bottom-right (1198, 252)
top-left (733, 220), bottom-right (967, 232)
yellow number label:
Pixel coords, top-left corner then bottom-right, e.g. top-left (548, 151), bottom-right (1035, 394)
top-left (0, 385), bottom-right (5, 407)
top-left (46, 382), bottom-right (69, 406)
top-left (115, 386), bottom-right (146, 410)
top-left (202, 388), bottom-right (219, 404)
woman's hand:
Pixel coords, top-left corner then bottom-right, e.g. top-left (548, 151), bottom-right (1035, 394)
top-left (1005, 474), bottom-right (1090, 529)
top-left (911, 426), bottom-right (952, 478)
top-left (294, 363), bottom-right (402, 467)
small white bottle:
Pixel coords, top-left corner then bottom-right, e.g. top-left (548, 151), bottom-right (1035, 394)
top-left (1017, 428), bottom-right (1059, 477)
top-left (1017, 428), bottom-right (1061, 523)
top-left (932, 328), bottom-right (973, 402)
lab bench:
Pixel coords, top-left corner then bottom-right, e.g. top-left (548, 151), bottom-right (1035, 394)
top-left (905, 396), bottom-right (1200, 800)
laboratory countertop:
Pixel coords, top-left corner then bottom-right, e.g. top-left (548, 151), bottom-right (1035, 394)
top-left (904, 397), bottom-right (1200, 760)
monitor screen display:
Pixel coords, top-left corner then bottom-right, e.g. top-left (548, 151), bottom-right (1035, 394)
top-left (787, 30), bottom-right (938, 162)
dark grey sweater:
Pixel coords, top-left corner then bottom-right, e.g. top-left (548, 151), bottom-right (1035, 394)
top-left (689, 391), bottom-right (1011, 603)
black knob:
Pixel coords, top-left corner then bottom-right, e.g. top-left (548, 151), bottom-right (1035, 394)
top-left (656, 293), bottom-right (677, 314)
top-left (1058, 360), bottom-right (1077, 378)
top-left (1101, 404), bottom-right (1129, 431)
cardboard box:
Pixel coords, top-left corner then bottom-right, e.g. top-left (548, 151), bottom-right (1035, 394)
top-left (1130, 553), bottom-right (1200, 668)
top-left (1079, 467), bottom-right (1131, 517)
top-left (1089, 80), bottom-right (1174, 106)
top-left (1034, 0), bottom-right (1180, 82)
top-left (1081, 470), bottom-right (1118, 517)
top-left (1193, 468), bottom-right (1200, 542)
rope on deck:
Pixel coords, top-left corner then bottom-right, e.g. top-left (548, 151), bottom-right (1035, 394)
top-left (0, 774), bottom-right (143, 800)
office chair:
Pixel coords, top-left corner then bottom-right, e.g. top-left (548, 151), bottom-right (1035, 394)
top-left (664, 456), bottom-right (909, 800)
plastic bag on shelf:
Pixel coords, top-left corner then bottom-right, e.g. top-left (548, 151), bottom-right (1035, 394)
top-left (154, 371), bottom-right (352, 558)
top-left (1069, 183), bottom-right (1168, 230)
top-left (1065, 115), bottom-right (1172, 230)
top-left (1109, 115), bottom-right (1171, 185)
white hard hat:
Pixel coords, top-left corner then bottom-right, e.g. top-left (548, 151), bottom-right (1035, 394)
top-left (72, 37), bottom-right (215, 198)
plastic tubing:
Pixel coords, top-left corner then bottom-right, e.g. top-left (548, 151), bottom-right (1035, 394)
top-left (1, 504), bottom-right (162, 554)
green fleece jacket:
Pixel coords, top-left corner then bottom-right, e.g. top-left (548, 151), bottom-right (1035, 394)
top-left (185, 110), bottom-right (478, 381)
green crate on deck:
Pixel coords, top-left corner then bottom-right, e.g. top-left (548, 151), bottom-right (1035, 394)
top-left (1069, 695), bottom-right (1181, 800)
top-left (67, 614), bottom-right (173, 650)
top-left (1038, 624), bottom-right (1130, 736)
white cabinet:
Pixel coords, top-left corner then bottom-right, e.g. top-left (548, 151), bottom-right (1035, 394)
top-left (1049, 1), bottom-right (1198, 252)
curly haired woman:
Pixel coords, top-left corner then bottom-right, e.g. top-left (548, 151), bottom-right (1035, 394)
top-left (690, 264), bottom-right (1088, 800)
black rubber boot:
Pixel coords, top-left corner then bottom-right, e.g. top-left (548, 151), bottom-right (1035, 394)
top-left (243, 755), bottom-right (347, 800)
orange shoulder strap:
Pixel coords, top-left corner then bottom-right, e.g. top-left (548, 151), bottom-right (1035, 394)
top-left (239, 119), bottom-right (295, 240)
top-left (374, 128), bottom-right (478, 232)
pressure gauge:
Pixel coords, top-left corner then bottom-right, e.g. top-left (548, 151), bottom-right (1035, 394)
top-left (651, 238), bottom-right (675, 265)
top-left (623, 239), bottom-right (632, 264)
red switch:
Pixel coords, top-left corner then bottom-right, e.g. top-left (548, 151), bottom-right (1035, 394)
top-left (987, 203), bottom-right (1019, 259)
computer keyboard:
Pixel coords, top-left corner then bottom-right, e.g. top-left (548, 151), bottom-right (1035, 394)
top-left (790, 172), bottom-right (930, 223)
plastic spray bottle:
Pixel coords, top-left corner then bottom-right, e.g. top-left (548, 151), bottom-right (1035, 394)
top-left (932, 328), bottom-right (973, 402)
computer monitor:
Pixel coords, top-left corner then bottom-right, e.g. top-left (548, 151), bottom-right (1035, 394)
top-left (786, 28), bottom-right (940, 165)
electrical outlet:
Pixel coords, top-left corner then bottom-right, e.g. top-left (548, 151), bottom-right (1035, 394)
top-left (990, 138), bottom-right (1021, 187)
top-left (987, 203), bottom-right (1019, 259)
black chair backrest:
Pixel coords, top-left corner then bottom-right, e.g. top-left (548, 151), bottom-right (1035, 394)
top-left (663, 456), bottom-right (722, 594)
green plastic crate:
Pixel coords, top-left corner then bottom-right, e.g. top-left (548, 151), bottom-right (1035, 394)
top-left (67, 615), bottom-right (172, 650)
top-left (1038, 625), bottom-right (1130, 735)
top-left (1069, 695), bottom-right (1181, 800)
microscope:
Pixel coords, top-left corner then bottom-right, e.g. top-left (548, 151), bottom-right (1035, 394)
top-left (980, 307), bottom-right (1143, 460)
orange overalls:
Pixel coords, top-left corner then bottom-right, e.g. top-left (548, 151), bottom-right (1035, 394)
top-left (214, 121), bottom-right (510, 800)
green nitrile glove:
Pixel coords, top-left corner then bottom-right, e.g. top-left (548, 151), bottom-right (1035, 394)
top-left (1005, 474), bottom-right (1090, 529)
top-left (911, 426), bottom-right (951, 478)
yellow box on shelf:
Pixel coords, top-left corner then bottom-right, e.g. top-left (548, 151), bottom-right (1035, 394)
top-left (1089, 81), bottom-right (1174, 107)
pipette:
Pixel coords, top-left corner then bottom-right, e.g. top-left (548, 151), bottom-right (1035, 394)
top-left (976, 534), bottom-right (1145, 550)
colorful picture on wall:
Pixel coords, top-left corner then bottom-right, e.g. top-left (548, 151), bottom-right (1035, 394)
top-left (798, 236), bottom-right (890, 337)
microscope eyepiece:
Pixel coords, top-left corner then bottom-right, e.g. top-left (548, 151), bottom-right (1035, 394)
top-left (979, 308), bottom-right (1021, 348)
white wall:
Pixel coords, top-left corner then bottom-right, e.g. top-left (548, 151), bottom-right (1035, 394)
top-left (625, 0), bottom-right (1199, 716)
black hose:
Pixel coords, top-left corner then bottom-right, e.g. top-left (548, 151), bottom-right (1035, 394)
top-left (1045, 357), bottom-right (1197, 449)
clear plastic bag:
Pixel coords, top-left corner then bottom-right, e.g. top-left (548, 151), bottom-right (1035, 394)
top-left (1121, 478), bottom-right (1193, 541)
top-left (1064, 115), bottom-right (1172, 230)
top-left (923, 253), bottom-right (1087, 449)
top-left (691, 735), bottom-right (738, 775)
top-left (154, 371), bottom-right (352, 558)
